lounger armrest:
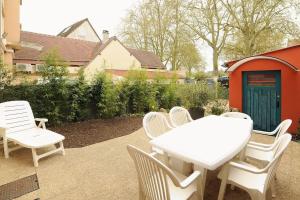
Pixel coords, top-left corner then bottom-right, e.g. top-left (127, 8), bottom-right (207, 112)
top-left (248, 141), bottom-right (272, 147)
top-left (35, 118), bottom-right (48, 129)
top-left (0, 126), bottom-right (7, 136)
top-left (179, 171), bottom-right (201, 189)
top-left (229, 161), bottom-right (263, 174)
top-left (35, 118), bottom-right (48, 122)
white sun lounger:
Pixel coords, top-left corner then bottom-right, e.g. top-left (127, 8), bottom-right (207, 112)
top-left (0, 101), bottom-right (65, 167)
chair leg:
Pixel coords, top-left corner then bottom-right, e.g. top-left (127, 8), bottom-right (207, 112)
top-left (217, 178), bottom-right (227, 200)
top-left (3, 137), bottom-right (9, 158)
top-left (60, 142), bottom-right (65, 156)
top-left (32, 148), bottom-right (39, 167)
top-left (271, 179), bottom-right (276, 198)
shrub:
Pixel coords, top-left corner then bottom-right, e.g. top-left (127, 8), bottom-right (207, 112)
top-left (0, 59), bottom-right (13, 89)
top-left (153, 75), bottom-right (179, 110)
top-left (90, 72), bottom-right (119, 118)
top-left (65, 70), bottom-right (90, 121)
top-left (215, 83), bottom-right (229, 99)
top-left (178, 82), bottom-right (210, 109)
top-left (119, 70), bottom-right (158, 114)
top-left (40, 49), bottom-right (68, 83)
top-left (193, 71), bottom-right (208, 82)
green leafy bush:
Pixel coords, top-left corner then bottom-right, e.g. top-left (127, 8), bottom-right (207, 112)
top-left (178, 82), bottom-right (210, 109)
top-left (119, 70), bottom-right (158, 114)
top-left (215, 83), bottom-right (229, 100)
top-left (91, 72), bottom-right (119, 118)
top-left (0, 59), bottom-right (13, 89)
top-left (153, 75), bottom-right (180, 110)
top-left (65, 70), bottom-right (90, 121)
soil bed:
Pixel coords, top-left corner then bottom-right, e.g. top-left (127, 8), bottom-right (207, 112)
top-left (50, 116), bottom-right (142, 148)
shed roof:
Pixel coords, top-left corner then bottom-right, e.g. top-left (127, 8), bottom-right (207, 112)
top-left (227, 56), bottom-right (299, 72)
top-left (224, 45), bottom-right (300, 71)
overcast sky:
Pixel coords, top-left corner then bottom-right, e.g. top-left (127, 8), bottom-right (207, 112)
top-left (21, 0), bottom-right (214, 70)
top-left (21, 0), bottom-right (137, 36)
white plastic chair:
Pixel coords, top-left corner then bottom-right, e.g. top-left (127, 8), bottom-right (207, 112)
top-left (143, 112), bottom-right (193, 175)
top-left (143, 112), bottom-right (173, 140)
top-left (0, 101), bottom-right (65, 167)
top-left (127, 145), bottom-right (202, 200)
top-left (220, 112), bottom-right (252, 120)
top-left (169, 106), bottom-right (193, 127)
top-left (217, 134), bottom-right (292, 200)
top-left (246, 119), bottom-right (292, 162)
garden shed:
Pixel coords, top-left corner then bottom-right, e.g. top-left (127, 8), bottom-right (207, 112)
top-left (225, 45), bottom-right (300, 133)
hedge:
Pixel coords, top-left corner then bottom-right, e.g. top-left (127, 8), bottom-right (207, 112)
top-left (0, 70), bottom-right (227, 126)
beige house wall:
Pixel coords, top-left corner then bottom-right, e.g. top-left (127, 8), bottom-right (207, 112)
top-left (1, 0), bottom-right (20, 68)
top-left (84, 40), bottom-right (141, 80)
top-left (67, 21), bottom-right (100, 42)
top-left (4, 0), bottom-right (20, 46)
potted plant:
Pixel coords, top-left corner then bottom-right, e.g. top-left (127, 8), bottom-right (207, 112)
top-left (179, 83), bottom-right (209, 119)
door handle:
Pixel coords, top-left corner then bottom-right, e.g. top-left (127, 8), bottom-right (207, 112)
top-left (276, 95), bottom-right (280, 108)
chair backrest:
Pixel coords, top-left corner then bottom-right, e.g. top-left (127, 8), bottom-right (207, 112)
top-left (143, 112), bottom-right (172, 140)
top-left (0, 101), bottom-right (36, 134)
top-left (169, 106), bottom-right (193, 127)
top-left (262, 134), bottom-right (291, 194)
top-left (220, 112), bottom-right (252, 121)
top-left (127, 145), bottom-right (181, 200)
top-left (274, 119), bottom-right (292, 141)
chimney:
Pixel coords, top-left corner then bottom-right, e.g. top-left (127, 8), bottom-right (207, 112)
top-left (102, 30), bottom-right (109, 42)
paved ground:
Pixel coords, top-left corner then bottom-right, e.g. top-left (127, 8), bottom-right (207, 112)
top-left (0, 129), bottom-right (299, 200)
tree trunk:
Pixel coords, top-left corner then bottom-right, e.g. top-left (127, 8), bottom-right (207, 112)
top-left (212, 49), bottom-right (219, 75)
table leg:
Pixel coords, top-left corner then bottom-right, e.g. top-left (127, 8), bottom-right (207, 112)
top-left (239, 146), bottom-right (247, 161)
top-left (194, 165), bottom-right (207, 200)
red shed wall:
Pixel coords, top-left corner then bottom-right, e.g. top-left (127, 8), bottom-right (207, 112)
top-left (229, 47), bottom-right (300, 134)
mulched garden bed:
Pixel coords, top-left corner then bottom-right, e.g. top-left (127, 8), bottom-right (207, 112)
top-left (49, 116), bottom-right (143, 148)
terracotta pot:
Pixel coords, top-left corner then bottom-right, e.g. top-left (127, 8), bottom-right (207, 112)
top-left (189, 107), bottom-right (205, 120)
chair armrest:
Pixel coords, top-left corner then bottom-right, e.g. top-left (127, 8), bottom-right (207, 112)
top-left (253, 129), bottom-right (276, 136)
top-left (179, 171), bottom-right (201, 189)
top-left (246, 144), bottom-right (274, 152)
top-left (248, 141), bottom-right (272, 147)
top-left (35, 118), bottom-right (48, 123)
top-left (229, 161), bottom-right (263, 174)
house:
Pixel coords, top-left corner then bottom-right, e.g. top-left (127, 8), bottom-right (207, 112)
top-left (224, 45), bottom-right (300, 134)
top-left (0, 0), bottom-right (21, 66)
top-left (14, 18), bottom-right (182, 81)
top-left (57, 18), bottom-right (101, 43)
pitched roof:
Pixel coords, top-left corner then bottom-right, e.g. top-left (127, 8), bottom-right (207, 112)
top-left (97, 37), bottom-right (164, 69)
top-left (57, 18), bottom-right (101, 42)
top-left (14, 31), bottom-right (102, 66)
top-left (127, 48), bottom-right (164, 69)
top-left (14, 32), bottom-right (164, 69)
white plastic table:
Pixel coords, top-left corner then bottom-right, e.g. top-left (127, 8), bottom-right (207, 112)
top-left (150, 115), bottom-right (253, 199)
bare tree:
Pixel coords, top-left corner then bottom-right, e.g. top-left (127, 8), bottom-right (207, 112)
top-left (120, 0), bottom-right (201, 70)
top-left (221, 0), bottom-right (299, 59)
top-left (185, 0), bottom-right (230, 74)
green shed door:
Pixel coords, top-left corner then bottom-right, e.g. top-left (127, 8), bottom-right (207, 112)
top-left (243, 71), bottom-right (281, 131)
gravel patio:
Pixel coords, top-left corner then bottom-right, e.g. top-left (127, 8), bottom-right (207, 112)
top-left (0, 127), bottom-right (299, 200)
